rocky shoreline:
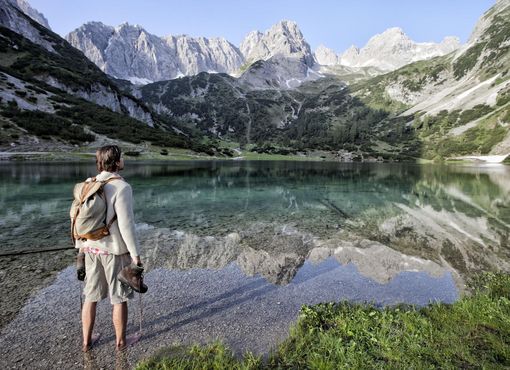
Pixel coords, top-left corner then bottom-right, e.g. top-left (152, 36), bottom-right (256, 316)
top-left (0, 250), bottom-right (75, 330)
top-left (0, 254), bottom-right (457, 369)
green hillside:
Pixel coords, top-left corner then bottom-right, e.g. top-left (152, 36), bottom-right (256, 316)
top-left (0, 6), bottom-right (217, 156)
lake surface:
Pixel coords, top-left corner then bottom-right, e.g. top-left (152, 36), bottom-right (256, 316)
top-left (0, 160), bottom-right (509, 368)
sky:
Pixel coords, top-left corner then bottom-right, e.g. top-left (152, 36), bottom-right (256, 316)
top-left (30, 0), bottom-right (496, 52)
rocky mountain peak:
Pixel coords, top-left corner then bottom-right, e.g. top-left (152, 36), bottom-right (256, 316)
top-left (337, 45), bottom-right (359, 66)
top-left (0, 0), bottom-right (54, 51)
top-left (115, 22), bottom-right (143, 32)
top-left (113, 22), bottom-right (149, 38)
top-left (339, 27), bottom-right (460, 71)
top-left (465, 0), bottom-right (509, 47)
top-left (439, 36), bottom-right (461, 53)
top-left (344, 45), bottom-right (360, 53)
top-left (240, 19), bottom-right (314, 66)
top-left (449, 0), bottom-right (509, 81)
top-left (314, 45), bottom-right (339, 65)
top-left (364, 27), bottom-right (413, 51)
top-left (270, 20), bottom-right (300, 36)
top-left (80, 20), bottom-right (114, 31)
top-left (442, 36), bottom-right (461, 45)
top-left (381, 27), bottom-right (406, 36)
top-left (65, 22), bottom-right (114, 70)
top-left (8, 0), bottom-right (50, 29)
top-left (70, 21), bottom-right (115, 43)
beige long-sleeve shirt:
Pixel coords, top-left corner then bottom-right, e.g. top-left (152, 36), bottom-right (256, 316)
top-left (75, 170), bottom-right (140, 257)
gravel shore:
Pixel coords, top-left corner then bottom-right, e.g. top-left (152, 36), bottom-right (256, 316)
top-left (0, 259), bottom-right (457, 369)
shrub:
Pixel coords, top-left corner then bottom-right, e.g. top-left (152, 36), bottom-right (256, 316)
top-left (1, 105), bottom-right (94, 143)
top-left (14, 90), bottom-right (27, 97)
top-left (453, 43), bottom-right (486, 79)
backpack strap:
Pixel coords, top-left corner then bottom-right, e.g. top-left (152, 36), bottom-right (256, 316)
top-left (102, 176), bottom-right (123, 184)
top-left (102, 176), bottom-right (123, 230)
top-left (107, 214), bottom-right (117, 229)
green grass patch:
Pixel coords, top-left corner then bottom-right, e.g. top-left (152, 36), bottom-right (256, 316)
top-left (433, 119), bottom-right (507, 157)
top-left (136, 273), bottom-right (510, 369)
top-left (412, 105), bottom-right (508, 159)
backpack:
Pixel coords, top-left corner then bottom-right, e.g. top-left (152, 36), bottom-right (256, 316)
top-left (70, 176), bottom-right (122, 244)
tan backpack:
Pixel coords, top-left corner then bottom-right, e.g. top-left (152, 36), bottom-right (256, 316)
top-left (70, 176), bottom-right (122, 244)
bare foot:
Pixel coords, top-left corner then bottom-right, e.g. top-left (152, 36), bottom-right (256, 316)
top-left (116, 332), bottom-right (142, 351)
top-left (82, 332), bottom-right (101, 352)
top-left (116, 338), bottom-right (126, 352)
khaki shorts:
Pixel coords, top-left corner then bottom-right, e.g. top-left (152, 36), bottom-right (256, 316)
top-left (83, 252), bottom-right (133, 305)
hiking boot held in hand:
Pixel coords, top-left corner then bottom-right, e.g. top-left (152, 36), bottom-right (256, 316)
top-left (77, 252), bottom-right (86, 281)
top-left (117, 263), bottom-right (148, 293)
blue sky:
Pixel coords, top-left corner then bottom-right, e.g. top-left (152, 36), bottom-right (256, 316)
top-left (31, 0), bottom-right (495, 52)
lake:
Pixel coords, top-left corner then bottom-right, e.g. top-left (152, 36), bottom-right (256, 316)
top-left (0, 160), bottom-right (509, 368)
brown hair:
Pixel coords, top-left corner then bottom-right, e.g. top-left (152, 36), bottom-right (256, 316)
top-left (96, 145), bottom-right (121, 172)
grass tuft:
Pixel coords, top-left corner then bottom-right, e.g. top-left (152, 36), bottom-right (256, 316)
top-left (136, 273), bottom-right (510, 369)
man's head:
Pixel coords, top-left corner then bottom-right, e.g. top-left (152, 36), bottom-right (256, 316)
top-left (95, 145), bottom-right (124, 173)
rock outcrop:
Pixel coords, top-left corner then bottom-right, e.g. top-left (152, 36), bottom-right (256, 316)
top-left (0, 0), bottom-right (54, 51)
top-left (66, 22), bottom-right (244, 83)
top-left (9, 0), bottom-right (50, 29)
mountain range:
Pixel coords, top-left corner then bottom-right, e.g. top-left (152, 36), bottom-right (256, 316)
top-left (316, 28), bottom-right (460, 71)
top-left (65, 18), bottom-right (460, 86)
top-left (0, 0), bottom-right (509, 163)
top-left (66, 22), bottom-right (245, 84)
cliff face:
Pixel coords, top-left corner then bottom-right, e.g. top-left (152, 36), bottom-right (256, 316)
top-left (66, 17), bottom-right (463, 89)
top-left (67, 19), bottom-right (317, 85)
top-left (10, 0), bottom-right (50, 29)
top-left (66, 22), bottom-right (245, 83)
top-left (240, 20), bottom-right (315, 67)
top-left (0, 0), bottom-right (54, 52)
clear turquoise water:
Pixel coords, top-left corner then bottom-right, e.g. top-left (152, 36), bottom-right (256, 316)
top-left (1, 160), bottom-right (509, 286)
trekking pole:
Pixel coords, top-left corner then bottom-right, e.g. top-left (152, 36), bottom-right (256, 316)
top-left (80, 281), bottom-right (83, 313)
top-left (139, 292), bottom-right (143, 335)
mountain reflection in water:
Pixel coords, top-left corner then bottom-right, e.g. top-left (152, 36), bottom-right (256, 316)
top-left (0, 161), bottom-right (509, 291)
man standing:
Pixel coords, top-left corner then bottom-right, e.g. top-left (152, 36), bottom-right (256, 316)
top-left (74, 145), bottom-right (142, 352)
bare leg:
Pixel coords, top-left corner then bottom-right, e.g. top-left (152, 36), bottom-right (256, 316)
top-left (113, 302), bottom-right (128, 350)
top-left (82, 301), bottom-right (97, 352)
